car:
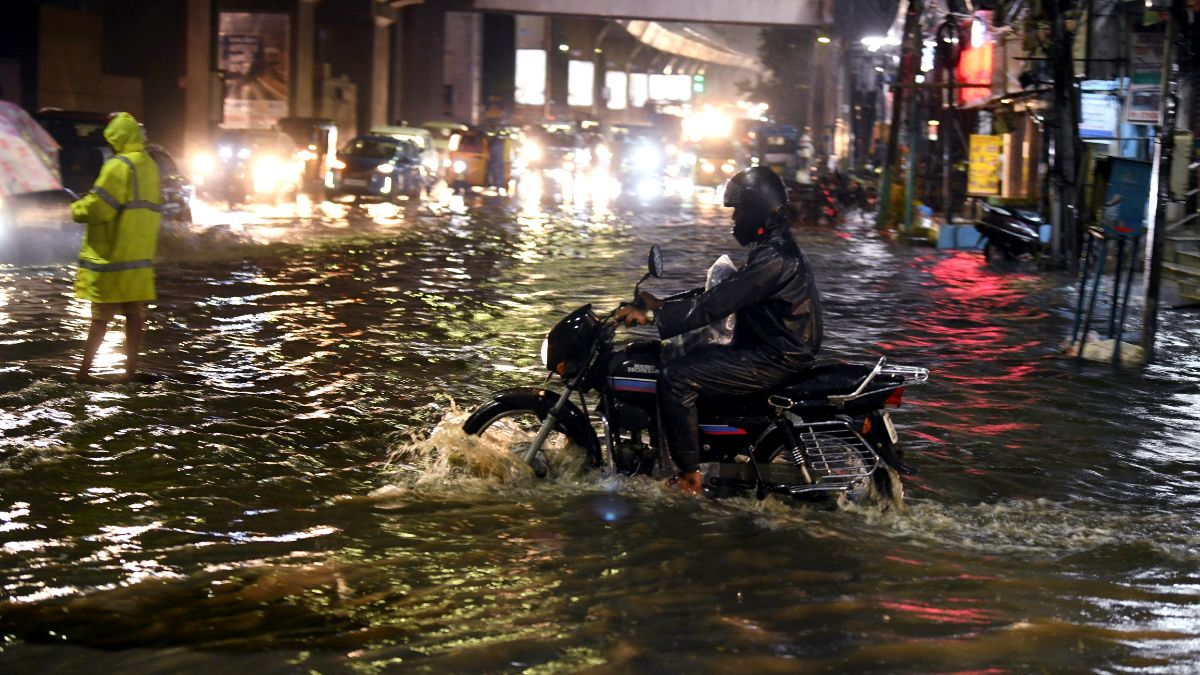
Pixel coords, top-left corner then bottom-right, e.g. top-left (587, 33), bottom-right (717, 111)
top-left (33, 109), bottom-right (113, 197)
top-left (33, 108), bottom-right (192, 226)
top-left (194, 128), bottom-right (304, 207)
top-left (368, 125), bottom-right (438, 188)
top-left (327, 134), bottom-right (424, 202)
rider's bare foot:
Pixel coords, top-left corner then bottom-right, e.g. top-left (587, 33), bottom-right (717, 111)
top-left (665, 471), bottom-right (703, 496)
top-left (74, 371), bottom-right (108, 385)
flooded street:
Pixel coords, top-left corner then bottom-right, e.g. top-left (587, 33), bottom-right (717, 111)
top-left (2, 188), bottom-right (1200, 673)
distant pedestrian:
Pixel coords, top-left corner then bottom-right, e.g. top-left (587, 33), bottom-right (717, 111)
top-left (70, 112), bottom-right (161, 384)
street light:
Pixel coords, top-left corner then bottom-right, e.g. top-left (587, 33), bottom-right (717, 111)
top-left (817, 36), bottom-right (831, 44)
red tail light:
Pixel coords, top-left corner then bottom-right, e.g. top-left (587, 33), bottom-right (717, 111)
top-left (885, 387), bottom-right (905, 408)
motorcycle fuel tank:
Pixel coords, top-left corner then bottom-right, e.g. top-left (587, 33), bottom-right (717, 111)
top-left (607, 340), bottom-right (660, 404)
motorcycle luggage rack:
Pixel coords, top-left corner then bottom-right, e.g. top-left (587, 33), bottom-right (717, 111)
top-left (784, 420), bottom-right (878, 495)
top-left (828, 358), bottom-right (929, 407)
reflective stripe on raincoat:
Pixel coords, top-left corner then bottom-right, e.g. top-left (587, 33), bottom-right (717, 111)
top-left (71, 112), bottom-right (161, 304)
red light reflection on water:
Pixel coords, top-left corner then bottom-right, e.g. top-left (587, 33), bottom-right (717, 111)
top-left (881, 253), bottom-right (1051, 372)
top-left (879, 600), bottom-right (997, 625)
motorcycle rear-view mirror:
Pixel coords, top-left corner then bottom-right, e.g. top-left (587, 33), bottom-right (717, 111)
top-left (647, 245), bottom-right (663, 278)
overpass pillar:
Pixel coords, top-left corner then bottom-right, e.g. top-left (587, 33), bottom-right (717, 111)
top-left (443, 12), bottom-right (482, 124)
top-left (371, 13), bottom-right (393, 128)
top-left (184, 0), bottom-right (214, 159)
top-left (292, 0), bottom-right (318, 117)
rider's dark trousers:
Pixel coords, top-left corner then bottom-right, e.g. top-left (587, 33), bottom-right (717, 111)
top-left (658, 348), bottom-right (806, 473)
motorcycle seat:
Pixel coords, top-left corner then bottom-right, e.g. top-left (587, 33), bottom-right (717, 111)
top-left (698, 362), bottom-right (891, 413)
top-left (776, 362), bottom-right (878, 401)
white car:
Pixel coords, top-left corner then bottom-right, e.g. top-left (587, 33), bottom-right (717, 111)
top-left (369, 126), bottom-right (438, 187)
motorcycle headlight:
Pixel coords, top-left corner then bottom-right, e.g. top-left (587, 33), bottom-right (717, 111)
top-left (218, 146), bottom-right (233, 160)
top-left (237, 147), bottom-right (251, 160)
top-left (539, 336), bottom-right (549, 368)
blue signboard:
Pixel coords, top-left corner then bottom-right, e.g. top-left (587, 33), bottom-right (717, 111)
top-left (1099, 157), bottom-right (1152, 238)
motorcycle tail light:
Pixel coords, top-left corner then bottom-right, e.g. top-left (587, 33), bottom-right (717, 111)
top-left (555, 361), bottom-right (567, 377)
top-left (885, 387), bottom-right (905, 408)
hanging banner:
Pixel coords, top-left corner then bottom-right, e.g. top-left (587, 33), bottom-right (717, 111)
top-left (1126, 33), bottom-right (1164, 126)
top-left (967, 134), bottom-right (1002, 195)
top-left (219, 12), bottom-right (290, 129)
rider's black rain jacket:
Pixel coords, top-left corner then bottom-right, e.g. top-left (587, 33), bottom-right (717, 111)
top-left (654, 224), bottom-right (824, 361)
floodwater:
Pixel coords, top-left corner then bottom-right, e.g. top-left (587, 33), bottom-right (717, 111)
top-left (2, 184), bottom-right (1199, 673)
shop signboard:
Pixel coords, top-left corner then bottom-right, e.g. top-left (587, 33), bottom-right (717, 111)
top-left (1126, 33), bottom-right (1164, 126)
top-left (1080, 81), bottom-right (1119, 139)
top-left (967, 134), bottom-right (1001, 195)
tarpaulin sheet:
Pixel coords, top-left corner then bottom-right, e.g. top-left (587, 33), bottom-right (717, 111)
top-left (0, 101), bottom-right (61, 197)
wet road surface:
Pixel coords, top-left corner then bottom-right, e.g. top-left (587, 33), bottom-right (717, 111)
top-left (2, 186), bottom-right (1200, 672)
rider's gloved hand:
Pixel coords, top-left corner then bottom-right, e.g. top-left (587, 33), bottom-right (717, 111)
top-left (614, 305), bottom-right (652, 327)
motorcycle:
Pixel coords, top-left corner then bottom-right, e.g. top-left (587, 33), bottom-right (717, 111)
top-left (462, 246), bottom-right (929, 508)
top-left (975, 202), bottom-right (1046, 267)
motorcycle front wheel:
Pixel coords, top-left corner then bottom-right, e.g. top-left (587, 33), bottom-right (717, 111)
top-left (463, 405), bottom-right (575, 478)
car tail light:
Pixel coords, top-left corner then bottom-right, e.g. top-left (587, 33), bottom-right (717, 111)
top-left (885, 387), bottom-right (904, 408)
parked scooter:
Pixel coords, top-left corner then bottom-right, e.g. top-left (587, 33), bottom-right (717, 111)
top-left (975, 202), bottom-right (1046, 267)
top-left (462, 246), bottom-right (929, 509)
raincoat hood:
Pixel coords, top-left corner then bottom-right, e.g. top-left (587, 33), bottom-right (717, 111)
top-left (103, 112), bottom-right (145, 154)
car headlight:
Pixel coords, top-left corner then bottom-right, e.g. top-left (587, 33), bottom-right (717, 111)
top-left (251, 156), bottom-right (286, 193)
top-left (524, 143), bottom-right (541, 161)
top-left (453, 160), bottom-right (467, 173)
top-left (539, 337), bottom-right (549, 368)
top-left (218, 146), bottom-right (233, 160)
top-left (376, 163), bottom-right (395, 174)
top-left (700, 162), bottom-right (715, 173)
top-left (237, 147), bottom-right (251, 160)
top-left (721, 162), bottom-right (735, 174)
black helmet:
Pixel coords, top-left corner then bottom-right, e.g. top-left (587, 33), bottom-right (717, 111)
top-left (723, 166), bottom-right (788, 245)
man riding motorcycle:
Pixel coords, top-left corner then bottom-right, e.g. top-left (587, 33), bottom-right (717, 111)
top-left (614, 166), bottom-right (824, 495)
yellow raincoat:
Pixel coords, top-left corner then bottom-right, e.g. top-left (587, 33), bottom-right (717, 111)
top-left (71, 112), bottom-right (161, 304)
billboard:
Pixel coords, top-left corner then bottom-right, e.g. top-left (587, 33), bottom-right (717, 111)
top-left (219, 12), bottom-right (290, 129)
top-left (967, 134), bottom-right (1002, 195)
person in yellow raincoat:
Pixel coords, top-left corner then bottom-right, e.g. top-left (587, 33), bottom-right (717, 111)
top-left (70, 112), bottom-right (161, 384)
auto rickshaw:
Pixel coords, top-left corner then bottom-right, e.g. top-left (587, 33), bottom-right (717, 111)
top-left (277, 116), bottom-right (338, 196)
top-left (447, 128), bottom-right (516, 192)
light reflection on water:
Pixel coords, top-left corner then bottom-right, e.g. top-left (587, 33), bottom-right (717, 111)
top-left (1, 191), bottom-right (1200, 671)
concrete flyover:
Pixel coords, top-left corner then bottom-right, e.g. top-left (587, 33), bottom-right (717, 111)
top-left (468, 0), bottom-right (833, 26)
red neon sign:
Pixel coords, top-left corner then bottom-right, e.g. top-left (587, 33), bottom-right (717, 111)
top-left (956, 40), bottom-right (993, 105)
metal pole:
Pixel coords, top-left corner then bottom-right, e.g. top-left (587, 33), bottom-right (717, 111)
top-left (904, 91), bottom-right (919, 236)
top-left (876, 0), bottom-right (924, 228)
top-left (1077, 236), bottom-right (1109, 360)
top-left (1141, 0), bottom-right (1184, 363)
top-left (1114, 235), bottom-right (1141, 365)
top-left (1070, 232), bottom-right (1096, 348)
